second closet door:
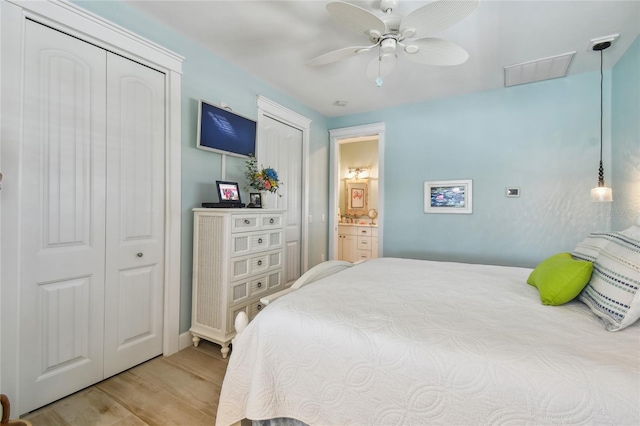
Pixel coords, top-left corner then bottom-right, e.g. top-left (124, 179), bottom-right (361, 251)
top-left (104, 53), bottom-right (165, 378)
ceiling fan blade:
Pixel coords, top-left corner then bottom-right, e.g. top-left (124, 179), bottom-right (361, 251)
top-left (327, 1), bottom-right (386, 38)
top-left (365, 53), bottom-right (397, 82)
top-left (403, 38), bottom-right (469, 66)
top-left (400, 0), bottom-right (479, 39)
top-left (306, 45), bottom-right (374, 67)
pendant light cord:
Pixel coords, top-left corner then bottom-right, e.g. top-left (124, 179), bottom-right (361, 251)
top-left (598, 47), bottom-right (604, 185)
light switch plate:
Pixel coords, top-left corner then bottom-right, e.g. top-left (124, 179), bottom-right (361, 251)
top-left (506, 187), bottom-right (520, 197)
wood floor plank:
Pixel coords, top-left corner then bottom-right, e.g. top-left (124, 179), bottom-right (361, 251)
top-left (129, 356), bottom-right (221, 418)
top-left (96, 371), bottom-right (216, 425)
top-left (23, 388), bottom-right (135, 426)
top-left (165, 346), bottom-right (227, 386)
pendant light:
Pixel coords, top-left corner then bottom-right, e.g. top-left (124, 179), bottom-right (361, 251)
top-left (590, 41), bottom-right (613, 202)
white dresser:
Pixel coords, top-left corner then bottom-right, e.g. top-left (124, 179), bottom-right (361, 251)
top-left (190, 208), bottom-right (286, 358)
top-left (338, 224), bottom-right (378, 262)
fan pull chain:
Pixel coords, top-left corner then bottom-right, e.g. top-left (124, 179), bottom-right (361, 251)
top-left (376, 46), bottom-right (384, 87)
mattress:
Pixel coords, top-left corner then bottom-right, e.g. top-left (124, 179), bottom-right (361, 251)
top-left (216, 258), bottom-right (640, 425)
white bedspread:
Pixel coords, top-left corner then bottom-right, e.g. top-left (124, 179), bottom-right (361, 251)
top-left (217, 258), bottom-right (640, 425)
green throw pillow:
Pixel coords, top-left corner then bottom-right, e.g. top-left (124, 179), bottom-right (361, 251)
top-left (527, 253), bottom-right (593, 306)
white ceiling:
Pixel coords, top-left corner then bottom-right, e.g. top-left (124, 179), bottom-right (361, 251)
top-left (126, 0), bottom-right (640, 117)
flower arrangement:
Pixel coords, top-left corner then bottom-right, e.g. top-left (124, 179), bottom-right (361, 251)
top-left (245, 155), bottom-right (281, 194)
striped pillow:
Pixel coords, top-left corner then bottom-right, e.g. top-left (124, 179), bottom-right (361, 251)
top-left (571, 232), bottom-right (617, 262)
top-left (578, 232), bottom-right (640, 331)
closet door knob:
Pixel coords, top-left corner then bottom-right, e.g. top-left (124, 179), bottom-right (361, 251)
top-left (137, 252), bottom-right (143, 257)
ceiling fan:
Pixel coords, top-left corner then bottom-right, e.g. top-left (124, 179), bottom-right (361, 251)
top-left (307, 0), bottom-right (479, 86)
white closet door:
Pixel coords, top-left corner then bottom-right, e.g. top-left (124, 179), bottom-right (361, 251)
top-left (19, 20), bottom-right (107, 413)
top-left (103, 53), bottom-right (165, 377)
top-left (259, 117), bottom-right (303, 284)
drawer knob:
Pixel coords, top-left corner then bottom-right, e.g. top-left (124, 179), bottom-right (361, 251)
top-left (362, 230), bottom-right (367, 233)
top-left (257, 304), bottom-right (263, 311)
top-left (257, 282), bottom-right (262, 288)
top-left (244, 219), bottom-right (250, 224)
top-left (257, 260), bottom-right (263, 266)
top-left (137, 252), bottom-right (143, 257)
top-left (269, 218), bottom-right (274, 224)
top-left (258, 238), bottom-right (263, 244)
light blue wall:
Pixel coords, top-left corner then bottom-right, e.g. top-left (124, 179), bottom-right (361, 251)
top-left (75, 1), bottom-right (331, 334)
top-left (69, 2), bottom-right (640, 333)
top-left (329, 72), bottom-right (615, 268)
top-left (612, 35), bottom-right (640, 230)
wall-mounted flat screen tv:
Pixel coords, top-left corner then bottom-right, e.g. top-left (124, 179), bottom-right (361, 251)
top-left (197, 99), bottom-right (257, 158)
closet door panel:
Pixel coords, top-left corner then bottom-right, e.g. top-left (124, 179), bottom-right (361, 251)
top-left (104, 53), bottom-right (165, 377)
top-left (20, 20), bottom-right (107, 413)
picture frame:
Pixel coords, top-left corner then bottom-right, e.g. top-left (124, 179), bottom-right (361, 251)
top-left (345, 179), bottom-right (368, 216)
top-left (249, 192), bottom-right (262, 208)
top-left (424, 179), bottom-right (473, 214)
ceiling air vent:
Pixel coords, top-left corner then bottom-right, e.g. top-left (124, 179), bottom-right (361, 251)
top-left (504, 51), bottom-right (575, 87)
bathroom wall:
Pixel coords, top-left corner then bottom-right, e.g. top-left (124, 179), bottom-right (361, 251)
top-left (339, 139), bottom-right (379, 220)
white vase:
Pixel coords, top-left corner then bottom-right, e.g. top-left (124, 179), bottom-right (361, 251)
top-left (260, 191), bottom-right (268, 209)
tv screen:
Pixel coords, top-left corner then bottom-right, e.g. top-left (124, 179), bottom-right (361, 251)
top-left (197, 100), bottom-right (257, 158)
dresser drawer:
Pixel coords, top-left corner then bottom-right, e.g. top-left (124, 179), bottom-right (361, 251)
top-left (231, 230), bottom-right (283, 256)
top-left (231, 214), bottom-right (260, 233)
top-left (230, 249), bottom-right (283, 281)
top-left (358, 235), bottom-right (372, 250)
top-left (357, 227), bottom-right (373, 237)
top-left (357, 250), bottom-right (371, 261)
top-left (229, 270), bottom-right (283, 305)
top-left (260, 214), bottom-right (283, 229)
top-left (248, 299), bottom-right (267, 320)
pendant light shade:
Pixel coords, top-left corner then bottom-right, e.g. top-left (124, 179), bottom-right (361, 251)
top-left (590, 41), bottom-right (613, 202)
top-left (591, 183), bottom-right (613, 202)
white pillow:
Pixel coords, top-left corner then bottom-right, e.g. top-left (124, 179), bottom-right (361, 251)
top-left (578, 231), bottom-right (640, 331)
top-left (571, 232), bottom-right (614, 262)
top-left (620, 224), bottom-right (640, 240)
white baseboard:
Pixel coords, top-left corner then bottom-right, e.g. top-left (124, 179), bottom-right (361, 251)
top-left (178, 330), bottom-right (194, 351)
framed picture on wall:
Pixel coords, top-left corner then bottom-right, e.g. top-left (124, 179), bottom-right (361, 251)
top-left (345, 179), bottom-right (368, 216)
top-left (424, 180), bottom-right (473, 214)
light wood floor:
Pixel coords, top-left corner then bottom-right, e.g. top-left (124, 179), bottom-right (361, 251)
top-left (22, 340), bottom-right (228, 426)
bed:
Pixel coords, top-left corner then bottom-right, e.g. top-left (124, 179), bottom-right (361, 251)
top-left (216, 223), bottom-right (640, 426)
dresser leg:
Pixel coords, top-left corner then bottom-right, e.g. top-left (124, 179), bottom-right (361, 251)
top-left (192, 334), bottom-right (201, 347)
top-left (221, 343), bottom-right (230, 359)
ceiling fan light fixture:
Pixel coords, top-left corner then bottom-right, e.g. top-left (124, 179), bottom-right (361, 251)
top-left (381, 38), bottom-right (396, 53)
top-left (309, 0), bottom-right (478, 86)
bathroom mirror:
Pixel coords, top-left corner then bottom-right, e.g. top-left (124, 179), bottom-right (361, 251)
top-left (346, 179), bottom-right (368, 216)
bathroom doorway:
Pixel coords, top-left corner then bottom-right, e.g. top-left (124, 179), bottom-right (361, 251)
top-left (328, 123), bottom-right (385, 261)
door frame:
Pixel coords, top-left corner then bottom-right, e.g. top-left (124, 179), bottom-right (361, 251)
top-left (256, 96), bottom-right (311, 275)
top-left (329, 123), bottom-right (385, 260)
top-left (0, 0), bottom-right (183, 413)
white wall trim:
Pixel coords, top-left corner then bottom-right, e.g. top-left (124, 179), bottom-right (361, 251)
top-left (329, 123), bottom-right (386, 260)
top-left (0, 0), bottom-right (183, 412)
top-left (256, 96), bottom-right (312, 274)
